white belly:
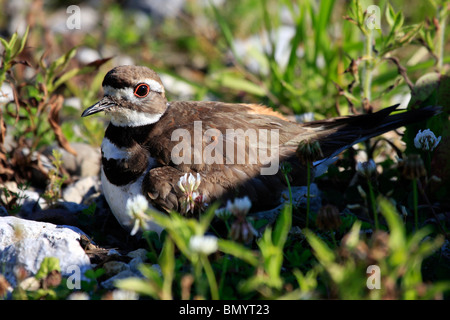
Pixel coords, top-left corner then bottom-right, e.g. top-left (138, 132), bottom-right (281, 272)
top-left (100, 137), bottom-right (163, 235)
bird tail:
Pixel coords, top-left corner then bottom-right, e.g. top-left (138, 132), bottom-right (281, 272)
top-left (307, 104), bottom-right (441, 170)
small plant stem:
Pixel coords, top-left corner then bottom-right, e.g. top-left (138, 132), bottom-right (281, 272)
top-left (143, 232), bottom-right (158, 262)
top-left (194, 259), bottom-right (203, 297)
top-left (330, 232), bottom-right (338, 249)
top-left (283, 171), bottom-right (293, 206)
top-left (363, 27), bottom-right (374, 104)
top-left (416, 179), bottom-right (449, 237)
top-left (367, 179), bottom-right (378, 230)
top-left (218, 255), bottom-right (229, 295)
top-left (412, 178), bottom-right (419, 231)
top-left (224, 220), bottom-right (231, 235)
top-left (306, 162), bottom-right (311, 229)
top-left (436, 4), bottom-right (448, 72)
top-left (201, 255), bottom-right (219, 300)
top-left (426, 152), bottom-right (432, 174)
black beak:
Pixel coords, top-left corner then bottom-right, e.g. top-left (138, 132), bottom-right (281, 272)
top-left (81, 98), bottom-right (111, 117)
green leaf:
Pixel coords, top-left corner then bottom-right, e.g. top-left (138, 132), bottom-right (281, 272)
top-left (17, 27), bottom-right (29, 56)
top-left (52, 67), bottom-right (81, 91)
top-left (393, 11), bottom-right (404, 31)
top-left (82, 202), bottom-right (96, 216)
top-left (8, 32), bottom-right (18, 54)
top-left (115, 277), bottom-right (157, 298)
top-left (35, 257), bottom-right (61, 280)
top-left (378, 197), bottom-right (406, 251)
top-left (293, 268), bottom-right (318, 292)
top-left (216, 73), bottom-right (266, 96)
top-left (210, 3), bottom-right (240, 64)
top-left (303, 229), bottom-right (335, 264)
top-left (343, 220), bottom-right (362, 250)
top-left (198, 202), bottom-right (219, 234)
top-left (272, 204), bottom-right (292, 248)
top-left (313, 0), bottom-right (336, 63)
top-left (138, 264), bottom-right (162, 282)
top-left (0, 37), bottom-right (9, 50)
top-left (46, 47), bottom-right (78, 90)
top-left (218, 239), bottom-right (259, 267)
top-left (385, 3), bottom-right (396, 27)
top-left (159, 237), bottom-right (174, 299)
top-left (84, 268), bottom-right (105, 280)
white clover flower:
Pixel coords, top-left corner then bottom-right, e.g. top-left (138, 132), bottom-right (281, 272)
top-left (177, 172), bottom-right (201, 194)
top-left (226, 196), bottom-right (252, 216)
top-left (189, 235), bottom-right (218, 255)
top-left (356, 159), bottom-right (376, 178)
top-left (414, 129), bottom-right (441, 151)
top-left (111, 289), bottom-right (139, 300)
top-left (66, 292), bottom-right (90, 300)
top-left (125, 194), bottom-right (150, 236)
top-left (215, 207), bottom-right (232, 220)
top-left (178, 173), bottom-right (206, 215)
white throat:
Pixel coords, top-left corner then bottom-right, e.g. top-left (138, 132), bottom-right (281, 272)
top-left (109, 109), bottom-right (163, 127)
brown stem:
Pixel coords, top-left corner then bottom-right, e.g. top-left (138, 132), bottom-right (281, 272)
top-left (416, 179), bottom-right (449, 238)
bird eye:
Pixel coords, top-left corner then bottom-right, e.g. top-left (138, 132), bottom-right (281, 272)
top-left (134, 83), bottom-right (150, 98)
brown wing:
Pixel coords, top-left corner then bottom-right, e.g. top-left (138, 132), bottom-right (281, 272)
top-left (142, 102), bottom-right (306, 212)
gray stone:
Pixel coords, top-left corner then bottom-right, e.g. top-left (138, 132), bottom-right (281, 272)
top-left (127, 0), bottom-right (185, 18)
top-left (128, 257), bottom-right (145, 275)
top-left (102, 261), bottom-right (130, 278)
top-left (43, 143), bottom-right (101, 178)
top-left (127, 248), bottom-right (148, 260)
top-left (63, 97), bottom-right (83, 111)
top-left (100, 269), bottom-right (137, 290)
top-left (0, 216), bottom-right (92, 287)
top-left (0, 83), bottom-right (14, 104)
top-left (63, 176), bottom-right (101, 204)
top-left (76, 47), bottom-right (101, 65)
top-left (252, 183), bottom-right (321, 225)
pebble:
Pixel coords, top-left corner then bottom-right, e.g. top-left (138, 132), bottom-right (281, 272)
top-left (43, 143), bottom-right (101, 178)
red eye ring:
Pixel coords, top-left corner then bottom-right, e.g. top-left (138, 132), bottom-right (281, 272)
top-left (134, 83), bottom-right (150, 98)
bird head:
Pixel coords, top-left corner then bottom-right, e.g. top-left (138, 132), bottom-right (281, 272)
top-left (81, 65), bottom-right (168, 127)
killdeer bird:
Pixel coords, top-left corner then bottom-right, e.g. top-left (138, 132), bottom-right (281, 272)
top-left (81, 65), bottom-right (439, 234)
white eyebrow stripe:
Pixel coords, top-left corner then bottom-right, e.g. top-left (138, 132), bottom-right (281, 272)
top-left (143, 78), bottom-right (164, 93)
top-left (103, 78), bottom-right (164, 97)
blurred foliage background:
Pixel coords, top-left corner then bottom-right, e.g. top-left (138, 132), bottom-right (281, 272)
top-left (0, 0), bottom-right (448, 145)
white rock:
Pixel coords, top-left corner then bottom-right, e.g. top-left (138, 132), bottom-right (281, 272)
top-left (64, 97), bottom-right (82, 110)
top-left (0, 216), bottom-right (92, 287)
top-left (19, 276), bottom-right (40, 291)
top-left (128, 0), bottom-right (185, 18)
top-left (63, 176), bottom-right (100, 204)
top-left (100, 269), bottom-right (137, 290)
top-left (44, 143), bottom-right (101, 177)
top-left (0, 83), bottom-right (14, 104)
top-left (76, 47), bottom-right (101, 65)
top-left (281, 184), bottom-right (321, 210)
